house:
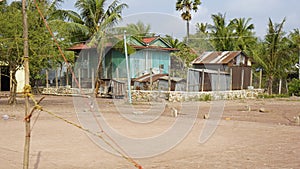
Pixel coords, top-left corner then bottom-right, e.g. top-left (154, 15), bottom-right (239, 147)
top-left (189, 51), bottom-right (252, 91)
top-left (68, 36), bottom-right (177, 90)
top-left (103, 36), bottom-right (177, 80)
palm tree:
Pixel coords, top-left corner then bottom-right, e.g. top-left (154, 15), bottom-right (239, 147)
top-left (176, 0), bottom-right (201, 42)
top-left (289, 29), bottom-right (300, 79)
top-left (207, 13), bottom-right (234, 51)
top-left (163, 35), bottom-right (185, 49)
top-left (231, 17), bottom-right (256, 53)
top-left (59, 0), bottom-right (128, 42)
top-left (125, 20), bottom-right (151, 37)
top-left (253, 18), bottom-right (287, 94)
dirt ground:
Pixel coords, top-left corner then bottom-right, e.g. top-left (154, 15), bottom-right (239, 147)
top-left (0, 95), bottom-right (300, 169)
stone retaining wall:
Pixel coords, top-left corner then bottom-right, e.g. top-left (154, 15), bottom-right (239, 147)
top-left (42, 87), bottom-right (263, 102)
top-left (131, 89), bottom-right (264, 102)
top-left (42, 87), bottom-right (93, 95)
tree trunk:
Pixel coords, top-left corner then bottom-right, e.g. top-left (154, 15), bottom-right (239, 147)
top-left (186, 20), bottom-right (190, 43)
top-left (59, 64), bottom-right (63, 86)
top-left (8, 70), bottom-right (17, 105)
top-left (267, 75), bottom-right (273, 95)
top-left (94, 47), bottom-right (104, 97)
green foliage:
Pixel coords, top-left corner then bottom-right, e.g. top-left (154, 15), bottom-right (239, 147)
top-left (288, 78), bottom-right (300, 96)
top-left (257, 93), bottom-right (289, 99)
top-left (196, 13), bottom-right (256, 52)
top-left (171, 44), bottom-right (198, 67)
top-left (252, 18), bottom-right (290, 94)
top-left (125, 21), bottom-right (151, 37)
top-left (176, 0), bottom-right (201, 21)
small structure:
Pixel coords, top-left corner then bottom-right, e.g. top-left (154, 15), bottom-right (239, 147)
top-left (187, 68), bottom-right (230, 91)
top-left (189, 51), bottom-right (252, 91)
top-left (132, 73), bottom-right (186, 91)
top-left (132, 73), bottom-right (167, 90)
top-left (157, 76), bottom-right (186, 91)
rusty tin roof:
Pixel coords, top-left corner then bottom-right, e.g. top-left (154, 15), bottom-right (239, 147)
top-left (192, 51), bottom-right (244, 64)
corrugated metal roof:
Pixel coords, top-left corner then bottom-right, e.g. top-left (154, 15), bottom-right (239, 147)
top-left (133, 73), bottom-right (168, 83)
top-left (159, 76), bottom-right (185, 82)
top-left (67, 37), bottom-right (177, 51)
top-left (189, 68), bottom-right (229, 75)
top-left (192, 51), bottom-right (242, 64)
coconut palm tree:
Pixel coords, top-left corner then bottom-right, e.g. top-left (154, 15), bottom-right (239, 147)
top-left (253, 18), bottom-right (288, 94)
top-left (125, 20), bottom-right (151, 37)
top-left (176, 0), bottom-right (201, 42)
top-left (231, 17), bottom-right (256, 52)
top-left (207, 13), bottom-right (234, 51)
top-left (58, 0), bottom-right (128, 42)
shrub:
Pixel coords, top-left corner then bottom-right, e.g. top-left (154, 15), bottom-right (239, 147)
top-left (288, 78), bottom-right (300, 96)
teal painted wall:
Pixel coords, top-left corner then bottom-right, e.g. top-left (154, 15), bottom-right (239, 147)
top-left (129, 49), bottom-right (170, 78)
top-left (104, 49), bottom-right (171, 79)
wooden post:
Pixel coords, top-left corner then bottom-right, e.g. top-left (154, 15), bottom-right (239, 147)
top-left (218, 68), bottom-right (220, 91)
top-left (259, 69), bottom-right (262, 89)
top-left (78, 68), bottom-right (81, 88)
top-left (250, 68), bottom-right (253, 87)
top-left (55, 69), bottom-right (58, 89)
top-left (241, 68), bottom-right (244, 90)
top-left (279, 79), bottom-right (282, 94)
top-left (150, 68), bottom-right (153, 91)
top-left (230, 68), bottom-right (233, 91)
top-left (46, 70), bottom-right (49, 88)
top-left (201, 69), bottom-right (205, 92)
top-left (186, 69), bottom-right (189, 92)
top-left (66, 68), bottom-right (68, 86)
top-left (22, 0), bottom-right (30, 168)
top-left (168, 67), bottom-right (171, 92)
top-left (92, 68), bottom-right (94, 90)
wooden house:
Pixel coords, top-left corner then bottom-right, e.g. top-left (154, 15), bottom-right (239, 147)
top-left (68, 36), bottom-right (177, 90)
top-left (104, 36), bottom-right (177, 79)
top-left (189, 51), bottom-right (252, 91)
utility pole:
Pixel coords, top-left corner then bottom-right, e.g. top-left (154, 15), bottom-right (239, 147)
top-left (22, 0), bottom-right (30, 168)
top-left (124, 31), bottom-right (132, 104)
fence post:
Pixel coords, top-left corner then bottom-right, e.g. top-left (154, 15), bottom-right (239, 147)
top-left (279, 79), bottom-right (282, 94)
top-left (250, 68), bottom-right (253, 87)
top-left (168, 67), bottom-right (171, 91)
top-left (186, 69), bottom-right (189, 92)
top-left (46, 70), bottom-right (49, 88)
top-left (259, 69), bottom-right (262, 89)
top-left (78, 68), bottom-right (81, 88)
top-left (230, 68), bottom-right (233, 91)
top-left (218, 68), bottom-right (220, 91)
top-left (92, 68), bottom-right (95, 90)
top-left (201, 69), bottom-right (205, 92)
top-left (241, 68), bottom-right (244, 90)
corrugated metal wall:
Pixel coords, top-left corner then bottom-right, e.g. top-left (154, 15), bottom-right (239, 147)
top-left (231, 66), bottom-right (251, 90)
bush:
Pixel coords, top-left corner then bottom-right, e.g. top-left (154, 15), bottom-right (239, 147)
top-left (288, 78), bottom-right (300, 96)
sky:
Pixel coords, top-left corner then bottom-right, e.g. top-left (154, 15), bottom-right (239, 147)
top-left (60, 0), bottom-right (300, 39)
top-left (8, 0), bottom-right (300, 38)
